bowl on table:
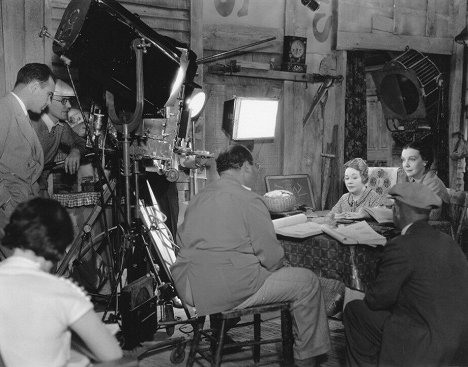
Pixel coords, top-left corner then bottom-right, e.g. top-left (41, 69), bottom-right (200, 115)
top-left (263, 190), bottom-right (296, 213)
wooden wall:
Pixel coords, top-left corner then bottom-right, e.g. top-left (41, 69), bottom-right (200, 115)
top-left (201, 0), bottom-right (344, 208)
top-left (337, 0), bottom-right (466, 189)
top-left (0, 0), bottom-right (49, 94)
top-left (337, 0), bottom-right (456, 54)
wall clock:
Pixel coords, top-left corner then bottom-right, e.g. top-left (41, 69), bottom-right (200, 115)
top-left (282, 36), bottom-right (307, 73)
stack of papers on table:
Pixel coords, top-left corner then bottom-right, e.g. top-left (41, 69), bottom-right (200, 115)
top-left (321, 221), bottom-right (387, 247)
top-left (273, 213), bottom-right (323, 238)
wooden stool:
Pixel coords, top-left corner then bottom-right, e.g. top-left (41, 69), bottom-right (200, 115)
top-left (186, 302), bottom-right (294, 367)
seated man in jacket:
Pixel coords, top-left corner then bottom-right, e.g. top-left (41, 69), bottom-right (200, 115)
top-left (31, 80), bottom-right (86, 195)
top-left (171, 144), bottom-right (330, 366)
top-left (344, 182), bottom-right (468, 367)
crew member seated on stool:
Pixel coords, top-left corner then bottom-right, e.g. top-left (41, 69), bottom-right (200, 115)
top-left (171, 144), bottom-right (331, 366)
top-left (31, 80), bottom-right (86, 196)
top-left (343, 183), bottom-right (468, 367)
top-left (0, 198), bottom-right (123, 366)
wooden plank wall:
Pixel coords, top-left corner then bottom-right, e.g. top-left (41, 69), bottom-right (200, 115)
top-left (202, 0), bottom-right (344, 207)
top-left (202, 21), bottom-right (285, 195)
top-left (337, 0), bottom-right (466, 189)
top-left (0, 0), bottom-right (48, 94)
top-left (337, 0), bottom-right (455, 54)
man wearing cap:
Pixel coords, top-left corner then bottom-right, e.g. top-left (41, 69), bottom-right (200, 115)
top-left (343, 182), bottom-right (468, 367)
top-left (31, 79), bottom-right (86, 196)
top-left (0, 63), bottom-right (55, 232)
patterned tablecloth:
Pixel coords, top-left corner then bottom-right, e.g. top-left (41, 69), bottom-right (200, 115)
top-left (280, 234), bottom-right (383, 291)
top-left (279, 220), bottom-right (453, 291)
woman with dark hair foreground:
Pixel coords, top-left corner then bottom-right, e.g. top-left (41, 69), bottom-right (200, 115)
top-left (0, 198), bottom-right (122, 367)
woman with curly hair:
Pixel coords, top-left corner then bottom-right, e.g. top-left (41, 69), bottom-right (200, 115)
top-left (329, 158), bottom-right (382, 220)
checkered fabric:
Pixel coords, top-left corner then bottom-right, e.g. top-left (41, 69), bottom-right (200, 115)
top-left (280, 235), bottom-right (383, 291)
top-left (52, 192), bottom-right (101, 208)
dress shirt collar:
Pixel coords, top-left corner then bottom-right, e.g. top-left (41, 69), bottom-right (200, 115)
top-left (10, 92), bottom-right (28, 116)
top-left (41, 113), bottom-right (63, 132)
top-left (401, 222), bottom-right (413, 235)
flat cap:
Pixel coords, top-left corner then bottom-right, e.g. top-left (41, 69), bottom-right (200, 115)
top-left (388, 182), bottom-right (441, 210)
top-left (54, 79), bottom-right (75, 97)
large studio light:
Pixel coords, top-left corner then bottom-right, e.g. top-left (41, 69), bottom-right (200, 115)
top-left (222, 97), bottom-right (279, 140)
top-left (52, 0), bottom-right (198, 117)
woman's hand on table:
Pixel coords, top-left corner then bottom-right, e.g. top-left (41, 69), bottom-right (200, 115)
top-left (335, 208), bottom-right (369, 220)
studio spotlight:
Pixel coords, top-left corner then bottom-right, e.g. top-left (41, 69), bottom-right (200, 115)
top-left (302, 0), bottom-right (320, 11)
top-left (187, 91), bottom-right (207, 120)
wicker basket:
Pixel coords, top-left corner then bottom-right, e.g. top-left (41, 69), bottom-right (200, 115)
top-left (263, 191), bottom-right (296, 213)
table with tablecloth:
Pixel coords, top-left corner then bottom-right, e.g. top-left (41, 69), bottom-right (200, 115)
top-left (279, 220), bottom-right (453, 292)
top-left (280, 234), bottom-right (383, 292)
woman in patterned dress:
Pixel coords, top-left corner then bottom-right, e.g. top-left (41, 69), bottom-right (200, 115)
top-left (329, 158), bottom-right (382, 219)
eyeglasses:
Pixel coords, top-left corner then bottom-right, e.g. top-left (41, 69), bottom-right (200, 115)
top-left (52, 97), bottom-right (71, 106)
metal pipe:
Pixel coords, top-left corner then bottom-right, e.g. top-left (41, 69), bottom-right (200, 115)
top-left (122, 123), bottom-right (132, 226)
top-left (196, 37), bottom-right (276, 65)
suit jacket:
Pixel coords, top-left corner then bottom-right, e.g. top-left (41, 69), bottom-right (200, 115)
top-left (171, 176), bottom-right (284, 316)
top-left (31, 115), bottom-right (87, 191)
top-left (31, 115), bottom-right (86, 166)
top-left (0, 93), bottom-right (43, 221)
top-left (365, 221), bottom-right (468, 366)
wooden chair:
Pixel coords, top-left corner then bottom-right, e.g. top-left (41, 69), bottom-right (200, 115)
top-left (186, 302), bottom-right (294, 367)
top-left (367, 166), bottom-right (404, 199)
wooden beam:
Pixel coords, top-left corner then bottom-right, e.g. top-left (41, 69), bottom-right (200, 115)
top-left (425, 0), bottom-right (437, 37)
top-left (25, 0), bottom-right (45, 64)
top-left (208, 66), bottom-right (341, 84)
top-left (0, 0), bottom-right (6, 96)
top-left (447, 0), bottom-right (467, 189)
top-left (282, 81), bottom-right (304, 174)
top-left (190, 0), bottom-right (205, 156)
top-left (2, 0), bottom-right (25, 90)
top-left (336, 31), bottom-right (454, 54)
top-left (203, 24), bottom-right (282, 54)
top-left (44, 0), bottom-right (54, 68)
top-left (335, 51), bottom-right (347, 197)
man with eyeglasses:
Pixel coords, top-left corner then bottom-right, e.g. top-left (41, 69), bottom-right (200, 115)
top-left (31, 79), bottom-right (86, 196)
top-left (0, 63), bottom-right (55, 234)
top-left (172, 144), bottom-right (331, 367)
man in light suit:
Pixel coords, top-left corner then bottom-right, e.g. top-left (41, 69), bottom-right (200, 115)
top-left (344, 182), bottom-right (468, 367)
top-left (0, 63), bottom-right (55, 235)
top-left (171, 144), bottom-right (330, 367)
